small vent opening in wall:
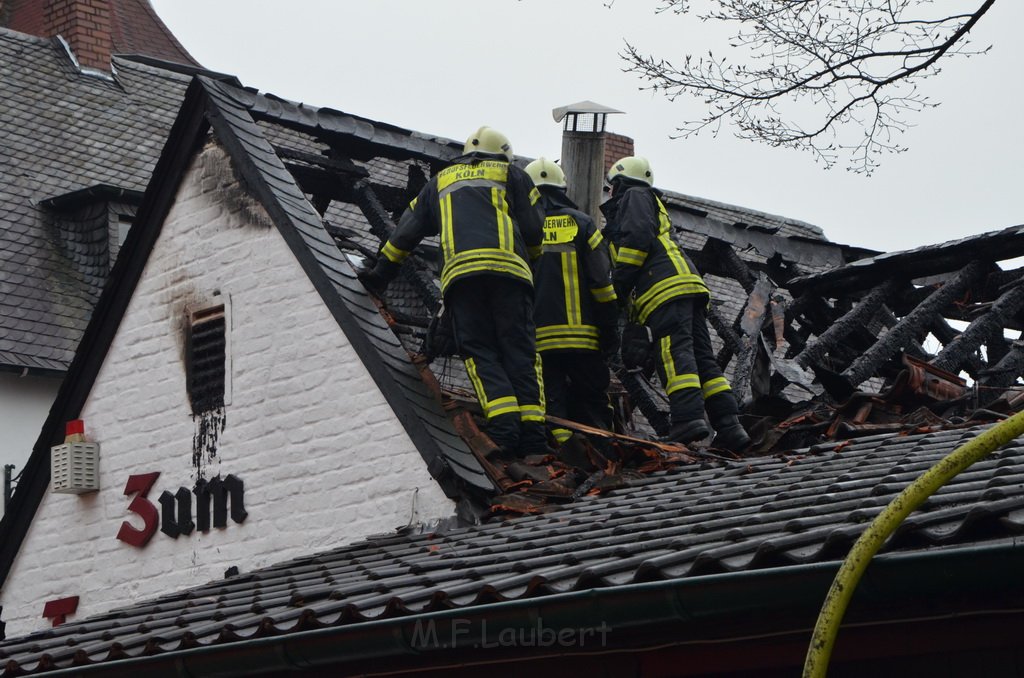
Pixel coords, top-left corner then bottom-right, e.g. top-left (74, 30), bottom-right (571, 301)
top-left (186, 305), bottom-right (226, 414)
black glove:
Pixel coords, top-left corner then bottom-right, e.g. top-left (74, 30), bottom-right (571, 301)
top-left (620, 321), bottom-right (652, 370)
top-left (598, 323), bottom-right (621, 360)
top-left (356, 260), bottom-right (396, 295)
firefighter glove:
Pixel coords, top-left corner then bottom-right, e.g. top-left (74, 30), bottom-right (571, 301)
top-left (357, 259), bottom-right (398, 295)
top-left (620, 321), bottom-right (653, 370)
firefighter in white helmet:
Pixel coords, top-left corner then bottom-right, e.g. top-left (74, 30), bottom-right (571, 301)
top-left (602, 156), bottom-right (750, 452)
top-left (525, 157), bottom-right (618, 445)
top-left (359, 127), bottom-right (549, 457)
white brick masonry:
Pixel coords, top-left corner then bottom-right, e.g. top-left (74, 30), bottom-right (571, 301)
top-left (0, 140), bottom-right (455, 636)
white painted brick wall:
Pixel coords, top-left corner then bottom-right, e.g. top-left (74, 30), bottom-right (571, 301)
top-left (1, 140), bottom-right (455, 636)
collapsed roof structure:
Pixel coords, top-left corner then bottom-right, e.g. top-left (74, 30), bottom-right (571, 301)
top-left (0, 63), bottom-right (1022, 674)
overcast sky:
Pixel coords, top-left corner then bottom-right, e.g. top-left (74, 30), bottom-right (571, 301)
top-left (149, 1), bottom-right (1022, 253)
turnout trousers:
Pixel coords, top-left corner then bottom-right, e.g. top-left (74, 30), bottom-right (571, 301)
top-left (447, 277), bottom-right (547, 455)
top-left (645, 297), bottom-right (739, 427)
top-left (540, 351), bottom-right (612, 444)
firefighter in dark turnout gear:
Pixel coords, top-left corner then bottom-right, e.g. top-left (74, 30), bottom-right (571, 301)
top-left (602, 156), bottom-right (751, 452)
top-left (525, 158), bottom-right (618, 445)
top-left (359, 127), bottom-right (549, 456)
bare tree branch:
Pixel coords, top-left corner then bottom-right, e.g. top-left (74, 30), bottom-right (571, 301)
top-left (621, 0), bottom-right (996, 173)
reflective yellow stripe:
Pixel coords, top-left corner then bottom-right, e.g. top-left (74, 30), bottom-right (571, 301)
top-left (702, 376), bottom-right (731, 399)
top-left (492, 187), bottom-right (513, 251)
top-left (656, 197), bottom-right (673, 236)
top-left (440, 194), bottom-right (455, 260)
top-left (635, 275), bottom-right (709, 323)
top-left (408, 197), bottom-right (418, 210)
top-left (529, 186), bottom-right (541, 205)
top-left (465, 357), bottom-right (486, 408)
top-left (667, 373), bottom-right (701, 394)
top-left (466, 357), bottom-right (519, 420)
top-left (561, 252), bottom-right (582, 325)
top-left (489, 396), bottom-right (521, 419)
top-left (519, 404), bottom-right (544, 422)
top-left (616, 247), bottom-right (647, 267)
top-left (536, 324), bottom-right (600, 339)
top-left (660, 335), bottom-right (700, 395)
top-left (587, 229), bottom-right (604, 250)
top-left (440, 248), bottom-right (533, 291)
top-left (609, 243), bottom-right (617, 261)
top-left (534, 352), bottom-right (545, 410)
top-left (661, 233), bottom-right (691, 277)
top-left (591, 284), bottom-right (616, 303)
top-left (552, 428), bottom-right (572, 444)
top-left (536, 316), bottom-right (601, 350)
top-left (537, 336), bottom-right (600, 352)
top-left (527, 244), bottom-right (543, 260)
top-left (436, 161), bottom-right (509, 191)
top-left (381, 241), bottom-right (410, 264)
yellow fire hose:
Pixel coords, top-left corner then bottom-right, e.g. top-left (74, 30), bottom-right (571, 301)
top-left (803, 410), bottom-right (1024, 677)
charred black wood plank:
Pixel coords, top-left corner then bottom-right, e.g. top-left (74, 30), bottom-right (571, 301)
top-left (352, 179), bottom-right (441, 310)
top-left (273, 145), bottom-right (369, 177)
top-left (980, 336), bottom-right (1024, 397)
top-left (729, 276), bottom-right (773, 405)
top-left (616, 369), bottom-right (670, 436)
top-left (794, 279), bottom-right (897, 369)
top-left (703, 239), bottom-right (758, 294)
top-left (708, 305), bottom-right (743, 368)
top-left (788, 225), bottom-right (1024, 297)
top-left (931, 280), bottom-right (1024, 374)
top-left (842, 260), bottom-right (989, 388)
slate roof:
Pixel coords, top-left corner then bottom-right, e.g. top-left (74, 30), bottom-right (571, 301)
top-left (0, 27), bottom-right (195, 373)
top-left (2, 421), bottom-right (1022, 674)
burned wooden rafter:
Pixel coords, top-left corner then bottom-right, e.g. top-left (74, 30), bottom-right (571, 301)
top-left (841, 260), bottom-right (989, 389)
top-left (787, 224), bottom-right (1024, 298)
top-left (351, 178), bottom-right (441, 311)
top-left (284, 162), bottom-right (355, 206)
top-left (616, 369), bottom-right (670, 436)
top-left (931, 279), bottom-right (1024, 374)
top-left (700, 239), bottom-right (758, 293)
top-left (727, 275), bottom-right (774, 405)
top-left (979, 335), bottom-right (1024, 398)
top-left (273, 145), bottom-right (368, 177)
top-left (875, 308), bottom-right (929, 362)
top-left (709, 305), bottom-right (744, 368)
top-left (794, 279), bottom-right (898, 369)
top-left (986, 325), bottom-right (1011, 366)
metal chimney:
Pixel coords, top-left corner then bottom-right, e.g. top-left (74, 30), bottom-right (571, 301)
top-left (552, 101), bottom-right (624, 224)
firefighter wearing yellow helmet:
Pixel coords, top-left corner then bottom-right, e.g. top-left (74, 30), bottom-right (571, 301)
top-left (525, 157), bottom-right (618, 445)
top-left (602, 156), bottom-right (750, 452)
top-left (359, 127), bottom-right (549, 457)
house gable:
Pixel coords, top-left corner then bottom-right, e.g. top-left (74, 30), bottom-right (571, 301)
top-left (0, 134), bottom-right (456, 636)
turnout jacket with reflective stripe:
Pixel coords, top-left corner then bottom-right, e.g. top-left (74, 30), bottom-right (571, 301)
top-left (533, 190), bottom-right (618, 353)
top-left (602, 185), bottom-right (709, 323)
top-left (379, 153), bottom-right (544, 295)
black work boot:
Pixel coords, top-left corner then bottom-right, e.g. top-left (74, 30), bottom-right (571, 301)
top-left (711, 416), bottom-right (751, 453)
top-left (667, 419), bottom-right (710, 444)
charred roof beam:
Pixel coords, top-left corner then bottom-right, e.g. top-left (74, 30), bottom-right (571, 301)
top-left (979, 334), bottom-right (1024, 398)
top-left (841, 260), bottom-right (989, 389)
top-left (931, 279), bottom-right (1024, 374)
top-left (795, 279), bottom-right (898, 369)
top-left (351, 178), bottom-right (441, 311)
top-left (787, 224), bottom-right (1024, 297)
top-left (701, 239), bottom-right (758, 294)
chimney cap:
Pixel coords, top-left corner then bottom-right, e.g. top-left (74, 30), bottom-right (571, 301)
top-left (552, 100), bottom-right (624, 123)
